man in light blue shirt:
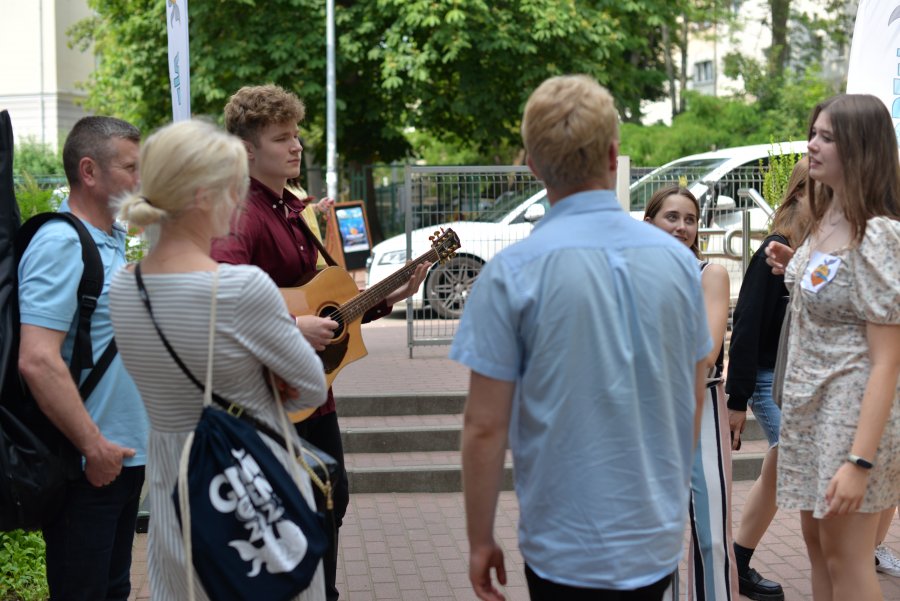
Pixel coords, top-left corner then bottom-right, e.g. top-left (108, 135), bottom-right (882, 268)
top-left (452, 75), bottom-right (711, 600)
top-left (18, 116), bottom-right (148, 601)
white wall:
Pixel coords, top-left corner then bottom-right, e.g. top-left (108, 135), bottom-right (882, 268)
top-left (0, 0), bottom-right (94, 149)
top-left (642, 0), bottom-right (853, 125)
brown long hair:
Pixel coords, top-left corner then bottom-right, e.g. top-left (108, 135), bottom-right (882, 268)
top-left (769, 157), bottom-right (809, 248)
top-left (644, 184), bottom-right (701, 258)
top-left (806, 94), bottom-right (900, 244)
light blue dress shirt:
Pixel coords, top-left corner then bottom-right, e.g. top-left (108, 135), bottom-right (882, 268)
top-left (451, 189), bottom-right (711, 590)
top-left (18, 205), bottom-right (148, 467)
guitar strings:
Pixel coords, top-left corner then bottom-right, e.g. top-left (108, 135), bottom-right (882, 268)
top-left (325, 243), bottom-right (451, 327)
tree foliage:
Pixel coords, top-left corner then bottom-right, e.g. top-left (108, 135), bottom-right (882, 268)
top-left (70, 0), bottom-right (685, 165)
top-left (619, 64), bottom-right (835, 166)
top-left (12, 138), bottom-right (63, 179)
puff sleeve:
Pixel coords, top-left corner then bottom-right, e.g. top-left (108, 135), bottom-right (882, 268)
top-left (851, 216), bottom-right (900, 324)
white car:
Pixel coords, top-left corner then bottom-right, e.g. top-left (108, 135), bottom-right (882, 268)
top-left (367, 189), bottom-right (549, 318)
top-left (628, 140), bottom-right (808, 231)
top-left (367, 141), bottom-right (807, 318)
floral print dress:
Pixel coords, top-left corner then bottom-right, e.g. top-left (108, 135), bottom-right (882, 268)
top-left (777, 217), bottom-right (900, 518)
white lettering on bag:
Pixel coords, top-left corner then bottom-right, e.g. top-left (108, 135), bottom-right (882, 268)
top-left (208, 446), bottom-right (309, 577)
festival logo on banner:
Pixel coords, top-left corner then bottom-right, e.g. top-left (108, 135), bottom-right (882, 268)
top-left (166, 0), bottom-right (191, 122)
top-left (846, 1), bottom-right (900, 145)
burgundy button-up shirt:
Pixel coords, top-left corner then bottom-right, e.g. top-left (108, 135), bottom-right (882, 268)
top-left (211, 177), bottom-right (391, 417)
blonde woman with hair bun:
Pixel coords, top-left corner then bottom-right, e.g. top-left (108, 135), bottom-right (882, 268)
top-left (109, 119), bottom-right (328, 601)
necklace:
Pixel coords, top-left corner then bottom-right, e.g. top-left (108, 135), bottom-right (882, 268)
top-left (813, 211), bottom-right (846, 252)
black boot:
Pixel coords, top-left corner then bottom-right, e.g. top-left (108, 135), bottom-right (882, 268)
top-left (738, 567), bottom-right (785, 601)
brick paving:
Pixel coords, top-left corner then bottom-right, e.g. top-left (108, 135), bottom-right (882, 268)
top-left (128, 314), bottom-right (900, 600)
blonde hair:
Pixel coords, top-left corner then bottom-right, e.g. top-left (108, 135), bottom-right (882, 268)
top-left (118, 120), bottom-right (248, 230)
top-left (521, 75), bottom-right (619, 190)
top-left (769, 157), bottom-right (810, 248)
top-left (224, 84), bottom-right (306, 144)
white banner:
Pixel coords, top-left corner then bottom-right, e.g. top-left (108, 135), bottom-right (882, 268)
top-left (846, 0), bottom-right (900, 142)
top-left (166, 0), bottom-right (191, 122)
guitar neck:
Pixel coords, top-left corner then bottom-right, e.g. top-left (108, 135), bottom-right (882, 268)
top-left (339, 248), bottom-right (440, 323)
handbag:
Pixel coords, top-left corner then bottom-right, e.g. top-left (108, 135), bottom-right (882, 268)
top-left (135, 265), bottom-right (328, 601)
top-left (772, 278), bottom-right (800, 408)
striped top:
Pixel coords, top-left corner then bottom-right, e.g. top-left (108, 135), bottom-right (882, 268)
top-left (110, 264), bottom-right (327, 601)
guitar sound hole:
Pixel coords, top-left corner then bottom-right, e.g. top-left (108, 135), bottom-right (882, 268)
top-left (319, 306), bottom-right (345, 339)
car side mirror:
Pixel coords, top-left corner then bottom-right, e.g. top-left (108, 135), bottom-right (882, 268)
top-left (524, 204), bottom-right (545, 223)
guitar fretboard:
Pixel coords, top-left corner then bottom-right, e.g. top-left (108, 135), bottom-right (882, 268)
top-left (332, 248), bottom-right (441, 324)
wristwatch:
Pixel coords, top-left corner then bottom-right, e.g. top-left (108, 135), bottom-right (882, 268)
top-left (847, 453), bottom-right (874, 470)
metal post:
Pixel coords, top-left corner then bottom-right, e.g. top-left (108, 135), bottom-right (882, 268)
top-left (741, 208), bottom-right (751, 273)
top-left (404, 164), bottom-right (414, 358)
top-left (616, 155), bottom-right (630, 211)
top-left (325, 0), bottom-right (337, 199)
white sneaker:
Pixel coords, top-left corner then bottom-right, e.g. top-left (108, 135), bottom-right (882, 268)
top-left (875, 544), bottom-right (900, 577)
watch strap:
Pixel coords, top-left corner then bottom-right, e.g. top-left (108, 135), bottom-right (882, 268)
top-left (847, 453), bottom-right (874, 469)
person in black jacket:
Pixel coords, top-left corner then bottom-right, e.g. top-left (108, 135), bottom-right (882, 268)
top-left (727, 157), bottom-right (808, 601)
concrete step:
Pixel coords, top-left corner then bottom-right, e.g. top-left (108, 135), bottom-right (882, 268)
top-left (342, 441), bottom-right (770, 494)
top-left (338, 410), bottom-right (766, 454)
top-left (337, 393), bottom-right (465, 417)
top-left (337, 394), bottom-right (771, 493)
top-left (345, 450), bottom-right (514, 493)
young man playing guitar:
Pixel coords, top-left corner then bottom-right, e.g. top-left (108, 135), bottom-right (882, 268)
top-left (212, 84), bottom-right (427, 601)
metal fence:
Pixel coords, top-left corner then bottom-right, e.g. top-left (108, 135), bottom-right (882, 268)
top-left (394, 164), bottom-right (775, 353)
top-left (396, 166), bottom-right (544, 352)
top-left (15, 166), bottom-right (778, 353)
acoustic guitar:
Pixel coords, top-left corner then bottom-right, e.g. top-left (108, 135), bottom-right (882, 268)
top-left (281, 227), bottom-right (461, 422)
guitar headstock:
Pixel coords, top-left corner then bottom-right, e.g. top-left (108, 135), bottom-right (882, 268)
top-left (428, 228), bottom-right (461, 264)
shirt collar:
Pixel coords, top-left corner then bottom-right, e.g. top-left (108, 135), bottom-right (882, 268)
top-left (535, 189), bottom-right (621, 230)
top-left (249, 177), bottom-right (305, 213)
top-left (57, 197), bottom-right (127, 246)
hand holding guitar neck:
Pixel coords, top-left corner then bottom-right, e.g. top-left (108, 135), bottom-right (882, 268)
top-left (280, 227), bottom-right (461, 422)
top-left (386, 261), bottom-right (431, 306)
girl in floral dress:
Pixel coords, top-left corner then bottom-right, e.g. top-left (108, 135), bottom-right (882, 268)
top-left (765, 94), bottom-right (900, 600)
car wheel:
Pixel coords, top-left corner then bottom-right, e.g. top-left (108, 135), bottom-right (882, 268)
top-left (424, 256), bottom-right (482, 319)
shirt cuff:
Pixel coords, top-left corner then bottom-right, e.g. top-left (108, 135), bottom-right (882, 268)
top-left (726, 395), bottom-right (749, 412)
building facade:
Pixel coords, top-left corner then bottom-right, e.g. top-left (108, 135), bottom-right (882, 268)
top-left (1, 0), bottom-right (95, 149)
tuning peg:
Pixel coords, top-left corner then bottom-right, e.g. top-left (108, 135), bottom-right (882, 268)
top-left (428, 235), bottom-right (435, 241)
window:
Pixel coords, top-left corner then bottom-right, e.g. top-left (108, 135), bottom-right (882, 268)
top-left (694, 60), bottom-right (714, 83)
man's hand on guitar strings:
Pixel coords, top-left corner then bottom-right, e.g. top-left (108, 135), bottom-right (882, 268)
top-left (295, 314), bottom-right (339, 351)
top-left (385, 261), bottom-right (431, 306)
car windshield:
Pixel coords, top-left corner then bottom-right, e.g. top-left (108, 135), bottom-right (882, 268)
top-left (479, 181), bottom-right (547, 222)
top-left (628, 157), bottom-right (729, 211)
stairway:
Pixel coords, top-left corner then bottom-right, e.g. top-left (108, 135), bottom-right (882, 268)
top-left (339, 392), bottom-right (768, 494)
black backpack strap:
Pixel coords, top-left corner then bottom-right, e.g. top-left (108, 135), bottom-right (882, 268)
top-left (78, 339), bottom-right (117, 400)
top-left (16, 212), bottom-right (110, 395)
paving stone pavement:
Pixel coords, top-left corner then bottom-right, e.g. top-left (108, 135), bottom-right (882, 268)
top-left (128, 314), bottom-right (900, 600)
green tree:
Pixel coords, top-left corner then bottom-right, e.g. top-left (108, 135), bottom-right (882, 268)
top-left (71, 0), bottom-right (687, 158)
top-left (71, 0), bottom-right (687, 238)
top-left (619, 64), bottom-right (834, 167)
